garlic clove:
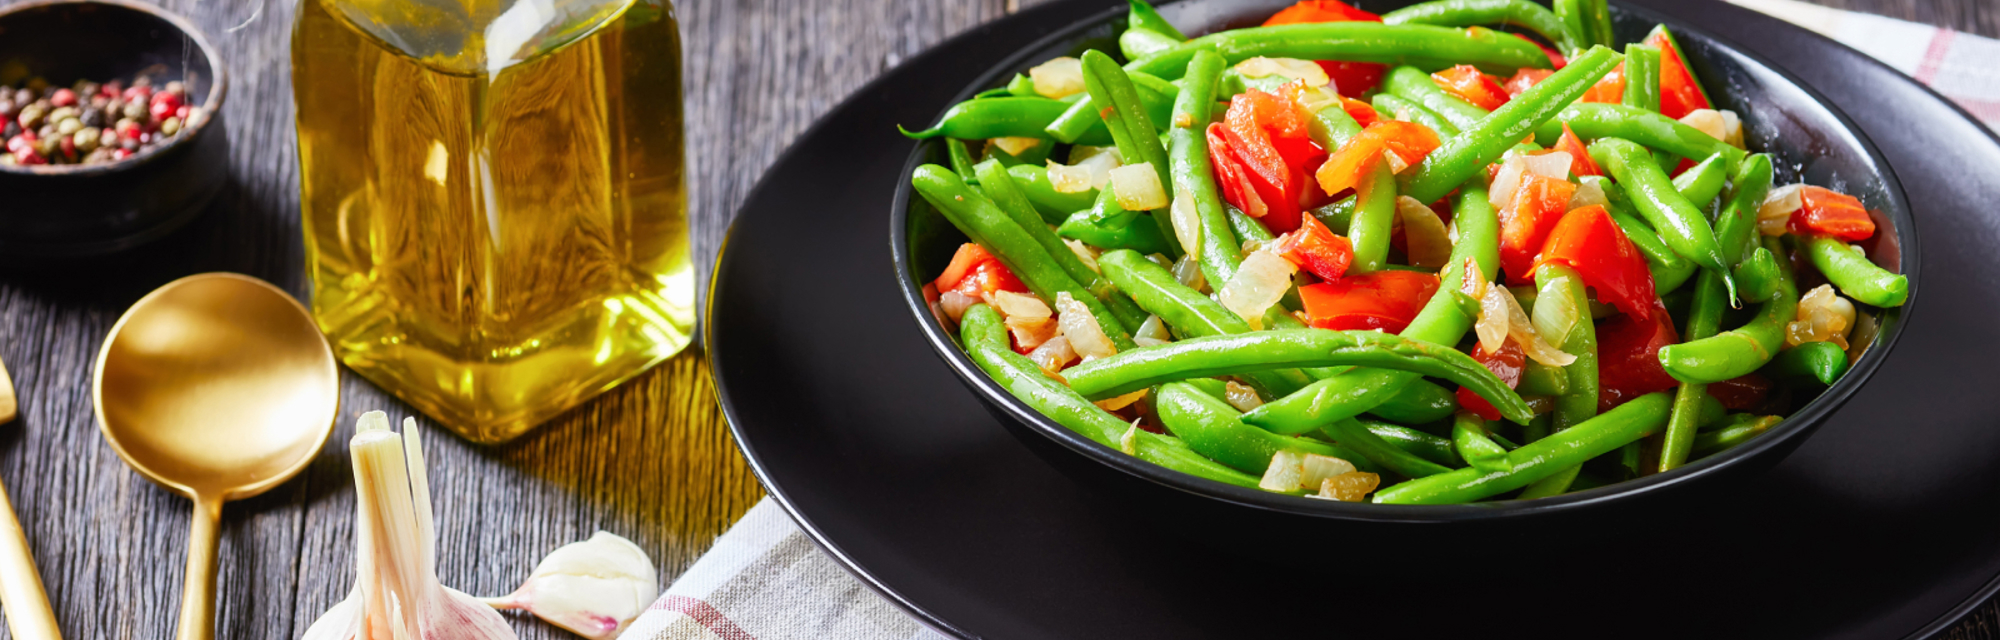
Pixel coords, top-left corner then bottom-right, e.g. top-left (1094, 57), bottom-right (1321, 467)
top-left (483, 531), bottom-right (659, 640)
top-left (299, 587), bottom-right (361, 640)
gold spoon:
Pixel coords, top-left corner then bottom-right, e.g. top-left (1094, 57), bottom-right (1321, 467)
top-left (94, 274), bottom-right (339, 640)
top-left (0, 354), bottom-right (60, 640)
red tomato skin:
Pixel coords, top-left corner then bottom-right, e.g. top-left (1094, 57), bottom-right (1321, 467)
top-left (1273, 214), bottom-right (1355, 282)
top-left (1647, 29), bottom-right (1713, 119)
top-left (1432, 65), bottom-right (1510, 111)
top-left (1208, 123), bottom-right (1270, 221)
top-left (1298, 271), bottom-right (1439, 335)
top-left (1458, 339), bottom-right (1527, 421)
top-left (1317, 61), bottom-right (1386, 97)
top-left (935, 243), bottom-right (995, 291)
top-left (1263, 0), bottom-right (1381, 25)
top-left (954, 260), bottom-right (1029, 299)
top-left (1708, 373), bottom-right (1774, 411)
top-left (1504, 68), bottom-right (1555, 99)
top-left (1596, 305), bottom-right (1682, 411)
top-left (1555, 124), bottom-right (1602, 177)
top-left (1580, 62), bottom-right (1626, 104)
top-left (1536, 205), bottom-right (1658, 321)
top-left (1225, 91), bottom-right (1312, 232)
top-left (1791, 186), bottom-right (1876, 241)
top-left (1498, 176), bottom-right (1577, 285)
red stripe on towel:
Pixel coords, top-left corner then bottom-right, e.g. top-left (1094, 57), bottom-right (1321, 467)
top-left (1914, 28), bottom-right (1956, 84)
top-left (654, 595), bottom-right (758, 640)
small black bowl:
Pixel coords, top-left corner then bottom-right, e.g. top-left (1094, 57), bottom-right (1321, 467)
top-left (0, 0), bottom-right (228, 260)
top-left (891, 0), bottom-right (1916, 530)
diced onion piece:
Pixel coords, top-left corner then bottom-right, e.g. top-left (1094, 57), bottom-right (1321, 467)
top-left (1005, 316), bottom-right (1057, 350)
top-left (1224, 381), bottom-right (1264, 413)
top-left (1046, 160), bottom-right (1095, 194)
top-left (1396, 196), bottom-right (1452, 269)
top-left (1459, 258), bottom-right (1490, 299)
top-left (987, 290), bottom-right (1051, 319)
top-left (1679, 109), bottom-right (1728, 141)
top-left (1171, 187), bottom-right (1203, 261)
top-left (1111, 163), bottom-right (1170, 210)
top-left (1759, 184), bottom-right (1805, 236)
top-left (1095, 389), bottom-right (1148, 411)
top-left (1120, 421), bottom-right (1141, 455)
top-left (1292, 84), bottom-right (1342, 115)
top-left (1384, 149), bottom-right (1411, 175)
top-left (1258, 450), bottom-right (1306, 492)
top-left (1135, 314), bottom-right (1172, 344)
top-left (1029, 56), bottom-right (1085, 99)
top-left (1300, 454), bottom-right (1357, 489)
top-left (1476, 283), bottom-right (1512, 353)
top-left (1218, 250), bottom-right (1297, 330)
top-left (1029, 336), bottom-right (1076, 375)
top-left (1522, 276), bottom-right (1581, 367)
top-left (1172, 253), bottom-right (1209, 293)
top-left (1055, 292), bottom-right (1119, 359)
top-left (1075, 149), bottom-right (1123, 190)
top-left (1489, 152), bottom-right (1529, 208)
top-left (1568, 179), bottom-right (1608, 211)
top-left (1719, 109), bottom-right (1745, 148)
top-left (1064, 238), bottom-right (1102, 274)
top-left (988, 136), bottom-right (1042, 157)
top-left (1788, 284), bottom-right (1857, 350)
top-left (1315, 471), bottom-right (1381, 502)
top-left (1524, 151), bottom-right (1572, 180)
top-left (939, 291), bottom-right (979, 323)
top-left (1234, 57), bottom-right (1331, 87)
top-left (1134, 336), bottom-right (1171, 347)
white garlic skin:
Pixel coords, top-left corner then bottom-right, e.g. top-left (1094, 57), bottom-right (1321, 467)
top-left (488, 531), bottom-right (659, 640)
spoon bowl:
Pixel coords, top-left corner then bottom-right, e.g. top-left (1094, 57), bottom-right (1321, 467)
top-left (94, 273), bottom-right (338, 640)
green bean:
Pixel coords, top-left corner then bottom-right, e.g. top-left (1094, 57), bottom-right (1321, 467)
top-left (1731, 246), bottom-right (1781, 304)
top-left (1372, 93), bottom-right (1462, 137)
top-left (1584, 176), bottom-right (1698, 293)
top-left (904, 97), bottom-right (1114, 146)
top-left (1312, 197), bottom-right (1357, 234)
top-left (1154, 382), bottom-right (1379, 474)
top-left (1452, 413), bottom-right (1511, 473)
top-left (1304, 87), bottom-right (1368, 149)
top-left (1622, 44), bottom-right (1661, 113)
top-left (1520, 264), bottom-right (1598, 496)
top-left (1167, 50), bottom-right (1244, 288)
top-left (1383, 65), bottom-right (1490, 131)
top-left (1064, 330), bottom-right (1533, 423)
top-left (1363, 421), bottom-right (1462, 466)
top-left (1374, 392), bottom-right (1673, 504)
top-left (1127, 22), bottom-right (1553, 80)
top-left (1672, 152), bottom-right (1729, 207)
top-left (1534, 104), bottom-right (1745, 170)
top-left (1046, 68), bottom-right (1181, 144)
top-left (1402, 46), bottom-right (1623, 204)
top-left (1761, 341), bottom-right (1851, 386)
top-left (1518, 465), bottom-right (1582, 499)
top-left (1322, 418), bottom-right (1455, 478)
top-left (1714, 154), bottom-right (1775, 270)
top-left (1522, 412), bottom-right (1553, 443)
top-left (947, 138), bottom-right (979, 184)
top-left (1082, 51), bottom-right (1173, 191)
top-left (1006, 163), bottom-right (1097, 224)
top-left (1804, 235), bottom-right (1909, 307)
top-left (914, 164), bottom-right (1139, 349)
top-left (1059, 189), bottom-right (1173, 255)
top-left (1241, 183), bottom-right (1501, 433)
top-left (1519, 359), bottom-right (1568, 397)
top-left (974, 87), bottom-right (1017, 100)
top-left (1122, 29), bottom-right (1182, 61)
top-left (974, 159), bottom-right (1150, 331)
top-left (1097, 250), bottom-right (1314, 398)
top-left (1590, 138), bottom-right (1733, 280)
top-left (1692, 414), bottom-right (1782, 457)
top-left (1556, 0), bottom-right (1612, 52)
top-left (1229, 206), bottom-right (1275, 246)
top-left (1161, 320), bottom-right (1462, 426)
top-left (1381, 0), bottom-right (1581, 55)
top-left (984, 137), bottom-right (1055, 167)
top-left (1659, 236), bottom-right (1799, 383)
top-left (1367, 380), bottom-right (1459, 424)
top-left (1660, 268), bottom-right (1728, 471)
top-left (1127, 0), bottom-right (1187, 40)
top-left (1006, 73), bottom-right (1037, 97)
top-left (1350, 164), bottom-right (1400, 274)
top-left (1122, 426), bottom-right (1264, 488)
top-left (960, 297), bottom-right (1012, 349)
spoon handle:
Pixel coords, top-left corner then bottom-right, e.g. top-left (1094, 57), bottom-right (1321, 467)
top-left (174, 496), bottom-right (221, 640)
top-left (0, 476), bottom-right (60, 640)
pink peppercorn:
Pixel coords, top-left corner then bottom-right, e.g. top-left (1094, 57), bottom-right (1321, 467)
top-left (50, 88), bottom-right (76, 108)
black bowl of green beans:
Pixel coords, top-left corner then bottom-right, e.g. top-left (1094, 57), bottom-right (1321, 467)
top-left (892, 0), bottom-right (1914, 524)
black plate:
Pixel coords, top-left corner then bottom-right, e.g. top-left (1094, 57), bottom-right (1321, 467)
top-left (709, 0), bottom-right (2000, 637)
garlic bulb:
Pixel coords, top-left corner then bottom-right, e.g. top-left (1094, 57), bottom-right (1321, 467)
top-left (303, 412), bottom-right (518, 640)
top-left (482, 532), bottom-right (660, 640)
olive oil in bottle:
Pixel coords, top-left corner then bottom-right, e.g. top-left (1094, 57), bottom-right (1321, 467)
top-left (292, 0), bottom-right (691, 443)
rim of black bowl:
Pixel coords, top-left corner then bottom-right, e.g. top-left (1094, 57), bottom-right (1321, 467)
top-left (889, 0), bottom-right (1918, 524)
top-left (0, 0), bottom-right (227, 176)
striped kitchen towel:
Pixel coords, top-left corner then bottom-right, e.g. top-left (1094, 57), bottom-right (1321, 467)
top-left (620, 4), bottom-right (1997, 640)
top-left (1730, 0), bottom-right (2000, 129)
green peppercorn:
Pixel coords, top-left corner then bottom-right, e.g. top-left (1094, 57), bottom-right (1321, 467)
top-left (47, 106), bottom-right (76, 122)
top-left (55, 117), bottom-right (81, 136)
top-left (73, 127), bottom-right (100, 153)
top-left (159, 117), bottom-right (181, 136)
top-left (17, 103), bottom-right (45, 129)
top-left (121, 101), bottom-right (145, 121)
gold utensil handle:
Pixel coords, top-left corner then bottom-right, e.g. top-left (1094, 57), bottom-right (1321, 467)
top-left (0, 477), bottom-right (60, 640)
top-left (175, 496), bottom-right (221, 640)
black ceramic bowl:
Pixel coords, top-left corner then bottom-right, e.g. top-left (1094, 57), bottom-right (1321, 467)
top-left (892, 0), bottom-right (1916, 525)
top-left (0, 0), bottom-right (228, 259)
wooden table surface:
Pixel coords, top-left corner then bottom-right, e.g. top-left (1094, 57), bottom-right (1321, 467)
top-left (0, 0), bottom-right (1992, 638)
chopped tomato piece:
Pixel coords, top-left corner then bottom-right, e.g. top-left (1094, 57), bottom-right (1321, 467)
top-left (1263, 0), bottom-right (1380, 25)
top-left (1298, 270), bottom-right (1441, 334)
top-left (935, 243), bottom-right (995, 291)
top-left (1580, 62), bottom-right (1625, 104)
top-left (1224, 90), bottom-right (1318, 232)
top-left (1498, 175), bottom-right (1577, 285)
top-left (1595, 303), bottom-right (1681, 411)
top-left (1708, 373), bottom-right (1773, 411)
top-left (1458, 339), bottom-right (1526, 421)
top-left (1208, 123), bottom-right (1270, 221)
top-left (1316, 61), bottom-right (1387, 97)
top-left (1536, 205), bottom-right (1657, 320)
top-left (1313, 120), bottom-right (1439, 197)
top-left (955, 258), bottom-right (1029, 299)
top-left (1646, 27), bottom-right (1713, 119)
top-left (1432, 65), bottom-right (1510, 111)
top-left (1513, 33), bottom-right (1567, 69)
top-left (1554, 124), bottom-right (1602, 177)
top-left (1342, 96), bottom-right (1381, 128)
top-left (1503, 68), bottom-right (1555, 99)
top-left (1791, 186), bottom-right (1876, 242)
top-left (1272, 214), bottom-right (1355, 281)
